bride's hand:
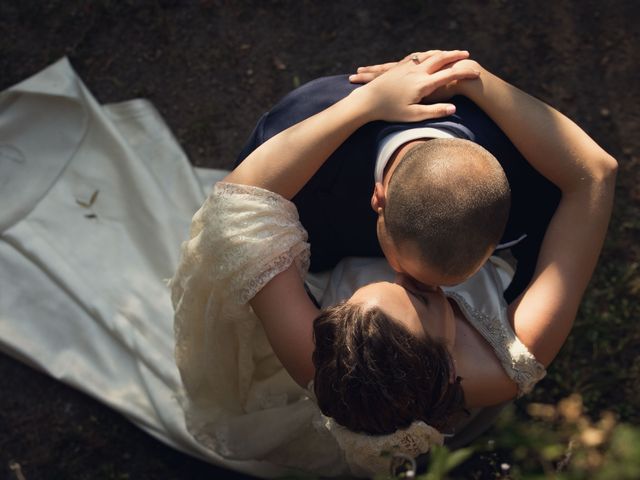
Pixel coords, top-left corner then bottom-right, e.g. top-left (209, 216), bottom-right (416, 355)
top-left (355, 50), bottom-right (481, 122)
top-left (349, 50), bottom-right (443, 83)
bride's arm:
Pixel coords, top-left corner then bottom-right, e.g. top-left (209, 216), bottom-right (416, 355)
top-left (231, 52), bottom-right (481, 387)
top-left (224, 50), bottom-right (479, 200)
top-left (250, 267), bottom-right (320, 385)
top-left (457, 66), bottom-right (617, 367)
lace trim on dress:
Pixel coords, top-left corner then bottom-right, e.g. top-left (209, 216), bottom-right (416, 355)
top-left (308, 374), bottom-right (443, 477)
top-left (319, 416), bottom-right (443, 478)
top-left (218, 182), bottom-right (309, 303)
top-left (214, 182), bottom-right (300, 218)
top-left (446, 291), bottom-right (546, 396)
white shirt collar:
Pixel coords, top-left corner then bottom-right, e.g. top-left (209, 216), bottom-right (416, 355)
top-left (374, 127), bottom-right (456, 183)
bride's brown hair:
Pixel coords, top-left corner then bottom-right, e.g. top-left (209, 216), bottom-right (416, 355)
top-left (312, 301), bottom-right (465, 435)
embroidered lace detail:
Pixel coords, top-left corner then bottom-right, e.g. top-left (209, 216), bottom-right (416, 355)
top-left (446, 291), bottom-right (546, 395)
top-left (321, 416), bottom-right (443, 477)
top-left (190, 182), bottom-right (309, 304)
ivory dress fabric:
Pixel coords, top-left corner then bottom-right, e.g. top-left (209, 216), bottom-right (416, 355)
top-left (0, 58), bottom-right (285, 477)
top-left (1, 59), bottom-right (545, 478)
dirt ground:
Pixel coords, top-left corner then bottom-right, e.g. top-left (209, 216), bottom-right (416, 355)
top-left (1, 1), bottom-right (639, 479)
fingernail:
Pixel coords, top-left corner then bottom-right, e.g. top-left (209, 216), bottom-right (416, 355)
top-left (446, 105), bottom-right (456, 115)
top-left (349, 74), bottom-right (356, 81)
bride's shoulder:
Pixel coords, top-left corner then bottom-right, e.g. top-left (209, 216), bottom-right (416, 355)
top-left (446, 259), bottom-right (546, 406)
top-left (452, 307), bottom-right (519, 406)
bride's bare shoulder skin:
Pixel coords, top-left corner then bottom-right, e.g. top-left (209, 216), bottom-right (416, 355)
top-left (450, 303), bottom-right (519, 407)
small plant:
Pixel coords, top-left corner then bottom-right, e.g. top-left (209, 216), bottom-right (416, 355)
top-left (471, 394), bottom-right (640, 479)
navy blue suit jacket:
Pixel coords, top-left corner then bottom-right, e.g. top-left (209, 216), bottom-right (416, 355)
top-left (236, 75), bottom-right (559, 301)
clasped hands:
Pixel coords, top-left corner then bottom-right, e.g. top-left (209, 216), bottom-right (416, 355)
top-left (348, 50), bottom-right (481, 123)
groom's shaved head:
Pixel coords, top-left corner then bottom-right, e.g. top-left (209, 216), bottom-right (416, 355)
top-left (385, 138), bottom-right (510, 279)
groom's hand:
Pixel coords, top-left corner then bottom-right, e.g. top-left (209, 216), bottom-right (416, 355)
top-left (350, 51), bottom-right (481, 103)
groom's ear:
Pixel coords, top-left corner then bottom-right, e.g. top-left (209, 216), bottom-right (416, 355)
top-left (371, 182), bottom-right (387, 214)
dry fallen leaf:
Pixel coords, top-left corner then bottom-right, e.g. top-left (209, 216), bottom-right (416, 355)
top-left (273, 56), bottom-right (286, 71)
top-left (89, 189), bottom-right (99, 206)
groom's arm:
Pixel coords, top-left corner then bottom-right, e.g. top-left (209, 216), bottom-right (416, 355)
top-left (226, 51), bottom-right (475, 199)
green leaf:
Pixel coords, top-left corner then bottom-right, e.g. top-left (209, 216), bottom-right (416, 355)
top-left (443, 447), bottom-right (474, 470)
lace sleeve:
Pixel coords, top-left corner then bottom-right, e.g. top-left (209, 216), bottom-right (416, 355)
top-left (170, 182), bottom-right (311, 453)
top-left (318, 416), bottom-right (443, 478)
top-left (172, 182), bottom-right (310, 306)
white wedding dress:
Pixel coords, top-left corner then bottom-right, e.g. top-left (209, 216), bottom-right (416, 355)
top-left (0, 57), bottom-right (284, 477)
top-left (0, 59), bottom-right (545, 478)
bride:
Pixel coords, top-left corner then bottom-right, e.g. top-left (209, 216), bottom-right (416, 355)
top-left (171, 50), bottom-right (616, 477)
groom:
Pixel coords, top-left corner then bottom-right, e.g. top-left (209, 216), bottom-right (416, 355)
top-left (235, 67), bottom-right (559, 302)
